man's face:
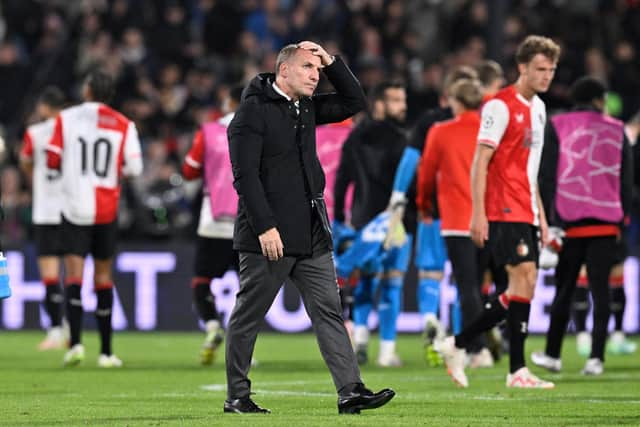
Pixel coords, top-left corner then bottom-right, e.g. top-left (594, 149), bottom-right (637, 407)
top-left (280, 49), bottom-right (322, 98)
top-left (383, 87), bottom-right (407, 122)
top-left (519, 53), bottom-right (557, 94)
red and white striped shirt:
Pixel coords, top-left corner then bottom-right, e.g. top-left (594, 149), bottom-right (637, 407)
top-left (46, 102), bottom-right (143, 225)
top-left (477, 86), bottom-right (546, 225)
top-left (21, 118), bottom-right (64, 225)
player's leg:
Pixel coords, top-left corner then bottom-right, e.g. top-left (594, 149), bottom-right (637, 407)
top-left (414, 220), bottom-right (446, 364)
top-left (61, 218), bottom-right (89, 366)
top-left (503, 224), bottom-right (553, 389)
top-left (607, 238), bottom-right (636, 355)
top-left (478, 248), bottom-right (507, 361)
top-left (532, 237), bottom-right (585, 371)
top-left (377, 235), bottom-right (412, 367)
top-left (35, 225), bottom-right (66, 350)
top-left (444, 236), bottom-right (493, 368)
top-left (92, 221), bottom-right (121, 368)
top-left (38, 256), bottom-right (65, 349)
top-left (608, 263), bottom-right (626, 352)
top-left (582, 236), bottom-right (617, 375)
top-left (194, 237), bottom-right (235, 365)
top-left (438, 224), bottom-right (513, 386)
top-left (572, 265), bottom-right (591, 357)
top-left (352, 273), bottom-right (379, 365)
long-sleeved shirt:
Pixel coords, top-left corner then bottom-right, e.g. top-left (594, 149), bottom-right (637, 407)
top-left (417, 111), bottom-right (480, 235)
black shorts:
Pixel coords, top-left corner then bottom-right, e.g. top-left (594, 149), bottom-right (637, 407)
top-left (194, 237), bottom-right (238, 278)
top-left (34, 224), bottom-right (64, 257)
top-left (61, 217), bottom-right (118, 259)
top-left (488, 221), bottom-right (539, 267)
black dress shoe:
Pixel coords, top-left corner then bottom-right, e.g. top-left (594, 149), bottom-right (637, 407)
top-left (223, 397), bottom-right (271, 414)
top-left (337, 385), bottom-right (395, 414)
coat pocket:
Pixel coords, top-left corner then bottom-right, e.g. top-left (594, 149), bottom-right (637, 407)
top-left (312, 196), bottom-right (333, 251)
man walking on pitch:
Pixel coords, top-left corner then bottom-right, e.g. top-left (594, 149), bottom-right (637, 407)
top-left (438, 35), bottom-right (561, 389)
top-left (225, 41), bottom-right (395, 414)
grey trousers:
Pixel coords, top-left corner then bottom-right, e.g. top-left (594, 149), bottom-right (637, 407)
top-left (225, 240), bottom-right (362, 399)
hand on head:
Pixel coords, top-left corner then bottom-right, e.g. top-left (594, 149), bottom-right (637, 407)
top-left (297, 41), bottom-right (334, 66)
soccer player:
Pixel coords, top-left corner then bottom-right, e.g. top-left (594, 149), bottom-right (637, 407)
top-left (20, 87), bottom-right (67, 350)
top-left (476, 60), bottom-right (505, 101)
top-left (386, 66), bottom-right (478, 364)
top-left (438, 35), bottom-right (561, 388)
top-left (182, 85), bottom-right (243, 365)
top-left (533, 76), bottom-right (633, 375)
top-left (334, 81), bottom-right (412, 367)
top-left (46, 70), bottom-right (143, 368)
top-left (416, 78), bottom-right (494, 368)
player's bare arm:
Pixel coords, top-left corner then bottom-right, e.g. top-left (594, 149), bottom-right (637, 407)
top-left (470, 144), bottom-right (495, 248)
top-left (536, 187), bottom-right (548, 246)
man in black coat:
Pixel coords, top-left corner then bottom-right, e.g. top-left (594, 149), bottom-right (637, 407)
top-left (224, 40), bottom-right (395, 415)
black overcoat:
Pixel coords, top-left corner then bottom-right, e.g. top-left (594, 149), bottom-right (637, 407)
top-left (228, 56), bottom-right (366, 256)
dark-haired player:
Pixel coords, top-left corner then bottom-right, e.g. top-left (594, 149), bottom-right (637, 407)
top-left (20, 86), bottom-right (67, 350)
top-left (47, 71), bottom-right (143, 367)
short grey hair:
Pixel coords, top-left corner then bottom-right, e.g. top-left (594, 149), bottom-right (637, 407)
top-left (275, 44), bottom-right (299, 76)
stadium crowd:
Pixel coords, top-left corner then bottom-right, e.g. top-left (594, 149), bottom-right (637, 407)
top-left (0, 0), bottom-right (639, 246)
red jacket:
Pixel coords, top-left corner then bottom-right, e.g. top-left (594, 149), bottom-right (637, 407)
top-left (416, 111), bottom-right (480, 236)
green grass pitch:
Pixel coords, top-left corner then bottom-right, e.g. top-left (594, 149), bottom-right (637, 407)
top-left (1, 331), bottom-right (639, 426)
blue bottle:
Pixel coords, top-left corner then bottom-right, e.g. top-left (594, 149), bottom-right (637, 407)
top-left (0, 252), bottom-right (11, 299)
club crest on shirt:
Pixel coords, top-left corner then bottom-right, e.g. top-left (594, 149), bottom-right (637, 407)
top-left (516, 239), bottom-right (529, 257)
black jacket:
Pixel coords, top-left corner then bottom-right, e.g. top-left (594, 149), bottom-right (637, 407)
top-left (228, 56), bottom-right (366, 255)
top-left (334, 117), bottom-right (416, 233)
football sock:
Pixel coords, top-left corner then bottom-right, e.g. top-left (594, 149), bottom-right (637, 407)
top-left (95, 285), bottom-right (114, 356)
top-left (353, 276), bottom-right (379, 327)
top-left (43, 278), bottom-right (63, 327)
top-left (572, 285), bottom-right (590, 333)
top-left (192, 278), bottom-right (219, 322)
top-left (507, 297), bottom-right (531, 373)
top-left (417, 276), bottom-right (440, 315)
top-left (378, 277), bottom-right (403, 341)
top-left (455, 293), bottom-right (508, 349)
top-left (611, 288), bottom-right (625, 331)
top-left (65, 282), bottom-right (83, 347)
top-left (451, 293), bottom-right (462, 335)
